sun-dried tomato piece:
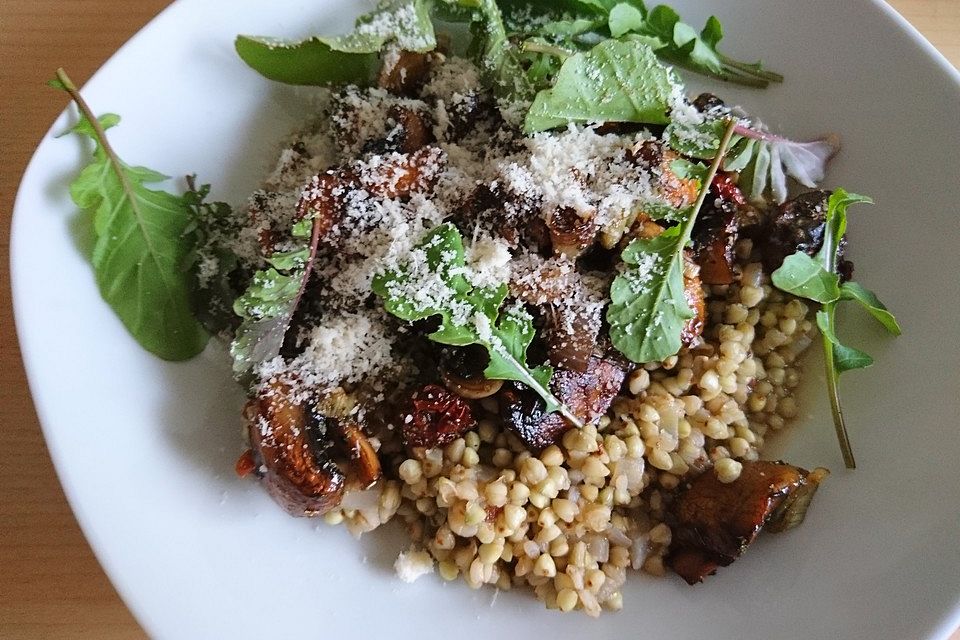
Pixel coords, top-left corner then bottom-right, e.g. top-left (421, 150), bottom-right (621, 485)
top-left (402, 384), bottom-right (476, 449)
top-left (235, 449), bottom-right (257, 478)
top-left (710, 172), bottom-right (746, 206)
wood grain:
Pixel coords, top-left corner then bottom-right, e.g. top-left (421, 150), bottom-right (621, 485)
top-left (0, 1), bottom-right (957, 638)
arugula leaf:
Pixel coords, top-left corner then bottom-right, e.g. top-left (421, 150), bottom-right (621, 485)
top-left (236, 0), bottom-right (435, 86)
top-left (816, 310), bottom-right (874, 373)
top-left (607, 119), bottom-right (737, 363)
top-left (639, 5), bottom-right (781, 87)
top-left (230, 217), bottom-right (320, 375)
top-left (524, 39), bottom-right (676, 132)
top-left (608, 3), bottom-right (647, 37)
top-left (235, 36), bottom-right (380, 86)
top-left (372, 223), bottom-right (581, 425)
top-left (769, 189), bottom-right (900, 469)
top-left (839, 281), bottom-right (902, 336)
top-left (770, 252), bottom-right (840, 303)
top-left (469, 0), bottom-right (537, 102)
top-left (326, 0), bottom-right (436, 53)
top-left (608, 225), bottom-right (694, 362)
top-left (52, 69), bottom-right (208, 361)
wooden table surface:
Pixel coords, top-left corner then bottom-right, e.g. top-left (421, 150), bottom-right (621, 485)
top-left (1, 1), bottom-right (958, 638)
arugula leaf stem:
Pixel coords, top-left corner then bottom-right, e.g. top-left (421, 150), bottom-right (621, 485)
top-left (817, 190), bottom-right (854, 468)
top-left (718, 54), bottom-right (784, 82)
top-left (679, 118), bottom-right (738, 244)
top-left (292, 216), bottom-right (322, 318)
top-left (55, 68), bottom-right (141, 238)
top-left (822, 301), bottom-right (855, 469)
top-left (521, 40), bottom-right (573, 60)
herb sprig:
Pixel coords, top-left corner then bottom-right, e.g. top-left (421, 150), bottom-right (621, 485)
top-left (508, 1), bottom-right (783, 88)
top-left (607, 118), bottom-right (737, 363)
top-left (372, 223), bottom-right (582, 426)
top-left (771, 190), bottom-right (901, 468)
top-left (50, 69), bottom-right (208, 361)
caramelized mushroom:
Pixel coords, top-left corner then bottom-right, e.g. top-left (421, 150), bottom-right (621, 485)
top-left (387, 105), bottom-right (434, 153)
top-left (314, 388), bottom-right (382, 489)
top-left (693, 173), bottom-right (745, 286)
top-left (360, 146), bottom-right (446, 199)
top-left (330, 419), bottom-right (382, 489)
top-left (680, 251), bottom-right (707, 348)
top-left (755, 189), bottom-right (852, 279)
top-left (439, 346), bottom-right (503, 399)
top-left (245, 379), bottom-right (345, 517)
top-left (627, 140), bottom-right (699, 208)
top-left (442, 369), bottom-right (504, 400)
top-left (667, 460), bottom-right (828, 584)
top-left (500, 354), bottom-right (628, 450)
top-left (378, 50), bottom-right (436, 95)
top-left (546, 206), bottom-right (597, 258)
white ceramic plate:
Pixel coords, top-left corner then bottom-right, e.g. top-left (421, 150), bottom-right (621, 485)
top-left (12, 1), bottom-right (960, 638)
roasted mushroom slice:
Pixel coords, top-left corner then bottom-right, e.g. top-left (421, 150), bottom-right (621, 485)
top-left (500, 355), bottom-right (628, 450)
top-left (755, 189), bottom-right (852, 279)
top-left (440, 346), bottom-right (503, 400)
top-left (667, 460), bottom-right (829, 584)
top-left (693, 173), bottom-right (745, 286)
top-left (378, 50), bottom-right (436, 95)
top-left (360, 146), bottom-right (446, 199)
top-left (330, 418), bottom-right (382, 489)
top-left (680, 252), bottom-right (707, 348)
top-left (244, 379), bottom-right (345, 517)
top-left (626, 140), bottom-right (700, 208)
top-left (546, 206), bottom-right (597, 258)
top-left (509, 256), bottom-right (606, 372)
top-left (314, 388), bottom-right (382, 489)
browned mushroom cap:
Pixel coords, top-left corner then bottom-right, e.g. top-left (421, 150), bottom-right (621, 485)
top-left (500, 355), bottom-right (628, 450)
top-left (314, 388), bottom-right (382, 490)
top-left (546, 206), bottom-right (597, 259)
top-left (627, 140), bottom-right (700, 208)
top-left (378, 50), bottom-right (436, 95)
top-left (440, 345), bottom-right (503, 399)
top-left (667, 460), bottom-right (828, 584)
top-left (359, 146), bottom-right (446, 199)
top-left (442, 369), bottom-right (504, 400)
top-left (329, 419), bottom-right (382, 490)
top-left (385, 105), bottom-right (435, 154)
top-left (246, 379), bottom-right (345, 517)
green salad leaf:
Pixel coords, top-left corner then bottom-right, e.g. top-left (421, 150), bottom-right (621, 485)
top-left (372, 223), bottom-right (582, 426)
top-left (235, 37), bottom-right (380, 86)
top-left (236, 0), bottom-right (435, 86)
top-left (607, 119), bottom-right (737, 363)
top-left (230, 217), bottom-right (319, 375)
top-left (771, 252), bottom-right (840, 303)
top-left (607, 225), bottom-right (694, 362)
top-left (770, 189), bottom-right (900, 468)
top-left (51, 69), bottom-right (208, 361)
top-left (524, 39), bottom-right (676, 132)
